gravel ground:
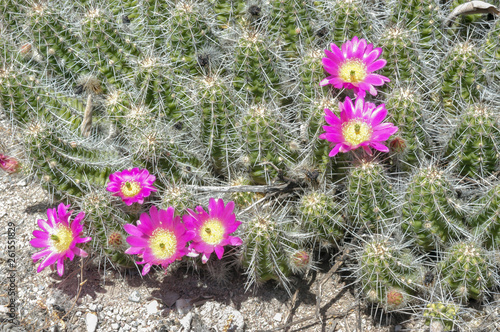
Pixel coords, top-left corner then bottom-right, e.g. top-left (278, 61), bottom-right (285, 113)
top-left (0, 117), bottom-right (425, 332)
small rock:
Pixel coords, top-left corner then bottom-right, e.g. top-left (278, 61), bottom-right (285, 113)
top-left (129, 290), bottom-right (141, 303)
top-left (146, 300), bottom-right (159, 315)
top-left (89, 303), bottom-right (97, 311)
top-left (97, 304), bottom-right (103, 312)
top-left (86, 312), bottom-right (98, 332)
top-left (160, 291), bottom-right (180, 307)
top-left (76, 311), bottom-right (82, 317)
top-left (179, 312), bottom-right (193, 330)
top-left (197, 301), bottom-right (244, 332)
top-left (123, 323), bottom-right (131, 331)
top-left (273, 313), bottom-right (282, 322)
top-left (16, 180), bottom-right (26, 186)
top-left (394, 325), bottom-right (403, 332)
top-left (175, 299), bottom-right (192, 315)
top-left (111, 323), bottom-right (119, 330)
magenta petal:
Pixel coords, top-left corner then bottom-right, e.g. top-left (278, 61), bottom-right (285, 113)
top-left (354, 87), bottom-right (367, 98)
top-left (66, 248), bottom-right (75, 261)
top-left (32, 248), bottom-right (52, 262)
top-left (367, 59), bottom-right (386, 72)
top-left (75, 236), bottom-right (92, 244)
top-left (33, 230), bottom-right (49, 239)
top-left (364, 48), bottom-right (382, 63)
top-left (37, 252), bottom-right (59, 272)
top-left (320, 78), bottom-right (331, 86)
top-left (72, 246), bottom-right (88, 257)
top-left (328, 144), bottom-right (342, 157)
top-left (364, 74), bottom-right (387, 86)
top-left (228, 236), bottom-right (243, 246)
top-left (324, 132), bottom-right (344, 143)
top-left (127, 236), bottom-right (149, 248)
top-left (57, 258), bottom-right (65, 276)
top-left (328, 43), bottom-right (344, 61)
top-left (125, 246), bottom-right (143, 255)
top-left (370, 141), bottom-right (390, 152)
top-left (362, 146), bottom-right (373, 155)
top-left (214, 246), bottom-right (225, 260)
top-left (141, 263), bottom-right (152, 276)
top-left (339, 144), bottom-right (352, 153)
top-left (370, 105), bottom-right (388, 126)
top-left (30, 238), bottom-right (49, 248)
top-left (124, 224), bottom-right (144, 237)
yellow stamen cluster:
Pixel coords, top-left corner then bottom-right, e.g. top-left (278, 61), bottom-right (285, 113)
top-left (150, 229), bottom-right (177, 260)
top-left (50, 226), bottom-right (74, 253)
top-left (120, 180), bottom-right (141, 197)
top-left (200, 219), bottom-right (225, 245)
top-left (342, 119), bottom-right (372, 146)
top-left (339, 59), bottom-right (368, 83)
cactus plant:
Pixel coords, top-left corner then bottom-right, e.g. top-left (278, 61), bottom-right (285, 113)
top-left (2, 0), bottom-right (500, 326)
top-left (354, 234), bottom-right (423, 311)
top-left (438, 241), bottom-right (496, 301)
top-left (401, 165), bottom-right (466, 251)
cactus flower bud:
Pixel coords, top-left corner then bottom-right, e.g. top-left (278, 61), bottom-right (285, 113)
top-left (0, 154), bottom-right (20, 173)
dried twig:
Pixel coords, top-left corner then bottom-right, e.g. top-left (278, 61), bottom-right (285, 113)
top-left (81, 94), bottom-right (93, 137)
top-left (256, 248), bottom-right (351, 332)
top-left (315, 248), bottom-right (350, 321)
top-left (184, 181), bottom-right (304, 194)
top-left (445, 1), bottom-right (500, 25)
top-left (256, 305), bottom-right (357, 332)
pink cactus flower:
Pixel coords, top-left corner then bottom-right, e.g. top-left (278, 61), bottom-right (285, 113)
top-left (320, 36), bottom-right (390, 97)
top-left (319, 96), bottom-right (398, 157)
top-left (123, 206), bottom-right (194, 275)
top-left (184, 198), bottom-right (242, 264)
top-left (106, 168), bottom-right (156, 206)
top-left (30, 203), bottom-right (91, 276)
top-left (0, 154), bottom-right (20, 173)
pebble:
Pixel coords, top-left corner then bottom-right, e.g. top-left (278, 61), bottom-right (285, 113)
top-left (97, 304), bottom-right (103, 312)
top-left (89, 303), bottom-right (97, 311)
top-left (76, 311), bottom-right (82, 317)
top-left (111, 323), bottom-right (119, 330)
top-left (146, 300), bottom-right (159, 315)
top-left (86, 312), bottom-right (98, 332)
top-left (179, 312), bottom-right (193, 331)
top-left (273, 313), bottom-right (282, 322)
top-left (198, 301), bottom-right (245, 332)
top-left (175, 298), bottom-right (192, 315)
top-left (129, 290), bottom-right (141, 303)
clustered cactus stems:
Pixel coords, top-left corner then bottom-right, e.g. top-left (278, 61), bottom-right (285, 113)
top-left (385, 86), bottom-right (428, 168)
top-left (438, 41), bottom-right (486, 116)
top-left (387, 0), bottom-right (442, 50)
top-left (401, 166), bottom-right (466, 251)
top-left (239, 208), bottom-right (308, 293)
top-left (471, 182), bottom-right (500, 249)
top-left (355, 235), bottom-right (423, 311)
top-left (2, 0), bottom-right (500, 328)
top-left (438, 241), bottom-right (496, 301)
top-left (346, 161), bottom-right (395, 233)
top-left (423, 302), bottom-right (459, 331)
top-left (444, 103), bottom-right (500, 178)
top-left (298, 190), bottom-right (344, 247)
